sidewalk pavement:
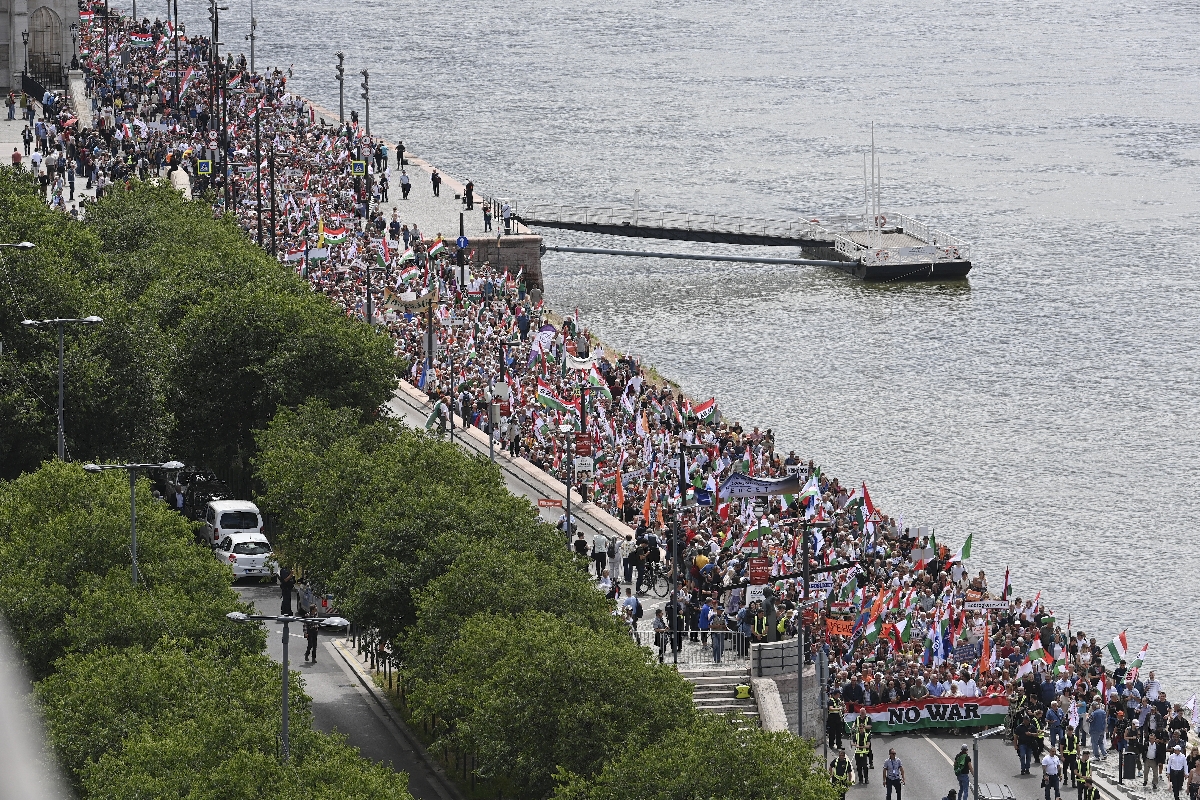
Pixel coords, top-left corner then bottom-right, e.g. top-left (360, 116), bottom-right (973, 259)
top-left (305, 98), bottom-right (525, 248)
top-left (234, 583), bottom-right (456, 800)
top-left (1, 107), bottom-right (97, 211)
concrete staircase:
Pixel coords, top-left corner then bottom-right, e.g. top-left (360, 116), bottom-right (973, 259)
top-left (678, 665), bottom-right (759, 726)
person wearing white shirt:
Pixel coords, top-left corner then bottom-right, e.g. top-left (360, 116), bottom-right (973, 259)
top-left (1167, 746), bottom-right (1187, 798)
top-left (1145, 671), bottom-right (1162, 702)
top-left (1042, 747), bottom-right (1062, 800)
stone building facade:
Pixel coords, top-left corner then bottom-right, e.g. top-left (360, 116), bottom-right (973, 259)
top-left (2, 0), bottom-right (79, 94)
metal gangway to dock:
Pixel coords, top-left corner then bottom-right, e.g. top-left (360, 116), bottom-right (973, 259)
top-left (511, 202), bottom-right (973, 280)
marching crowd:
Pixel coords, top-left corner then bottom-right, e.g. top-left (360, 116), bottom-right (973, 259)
top-left (40, 7), bottom-right (1197, 799)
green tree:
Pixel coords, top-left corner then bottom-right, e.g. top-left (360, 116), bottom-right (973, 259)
top-left (402, 534), bottom-right (615, 675)
top-left (0, 171), bottom-right (397, 484)
top-left (407, 611), bottom-right (695, 799)
top-left (253, 400), bottom-right (545, 643)
top-left (552, 713), bottom-right (838, 800)
top-left (0, 461), bottom-right (261, 678)
top-left (38, 641), bottom-right (414, 800)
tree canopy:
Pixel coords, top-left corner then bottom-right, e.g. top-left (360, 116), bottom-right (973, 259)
top-left (0, 168), bottom-right (397, 487)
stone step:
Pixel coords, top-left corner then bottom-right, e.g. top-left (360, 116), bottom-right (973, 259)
top-left (678, 666), bottom-right (751, 678)
top-left (694, 697), bottom-right (757, 709)
top-left (688, 678), bottom-right (747, 690)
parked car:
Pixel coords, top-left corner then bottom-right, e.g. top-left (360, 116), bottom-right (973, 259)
top-left (214, 532), bottom-right (278, 580)
top-left (202, 500), bottom-right (263, 546)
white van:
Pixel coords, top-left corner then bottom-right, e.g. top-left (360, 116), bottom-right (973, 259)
top-left (203, 500), bottom-right (263, 546)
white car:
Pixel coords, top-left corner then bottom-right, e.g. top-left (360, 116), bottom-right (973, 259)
top-left (203, 500), bottom-right (263, 546)
top-left (214, 532), bottom-right (278, 580)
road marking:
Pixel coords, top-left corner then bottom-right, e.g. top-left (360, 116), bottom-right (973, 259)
top-left (922, 735), bottom-right (956, 766)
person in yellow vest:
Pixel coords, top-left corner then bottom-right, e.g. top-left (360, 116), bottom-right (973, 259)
top-left (1061, 724), bottom-right (1080, 787)
top-left (854, 708), bottom-right (875, 770)
top-left (827, 688), bottom-right (846, 749)
top-left (752, 608), bottom-right (769, 644)
top-left (1079, 777), bottom-right (1101, 800)
top-left (829, 748), bottom-right (854, 800)
top-left (1076, 751), bottom-right (1093, 800)
top-left (853, 716), bottom-right (873, 785)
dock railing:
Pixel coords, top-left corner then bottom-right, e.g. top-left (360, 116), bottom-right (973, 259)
top-left (513, 202), bottom-right (971, 265)
top-left (515, 202), bottom-right (832, 242)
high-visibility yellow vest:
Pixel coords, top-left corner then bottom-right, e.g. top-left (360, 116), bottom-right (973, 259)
top-left (855, 728), bottom-right (871, 755)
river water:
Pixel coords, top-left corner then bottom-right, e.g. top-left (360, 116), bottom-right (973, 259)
top-left (177, 0), bottom-right (1200, 691)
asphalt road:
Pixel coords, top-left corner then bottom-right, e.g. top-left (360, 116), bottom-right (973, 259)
top-left (234, 582), bottom-right (449, 800)
top-left (840, 731), bottom-right (1096, 800)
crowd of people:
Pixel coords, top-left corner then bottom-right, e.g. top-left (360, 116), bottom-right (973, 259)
top-left (40, 6), bottom-right (1197, 792)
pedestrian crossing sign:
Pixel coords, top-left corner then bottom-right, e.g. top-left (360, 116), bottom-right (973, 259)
top-left (351, 160), bottom-right (366, 175)
top-left (196, 159), bottom-right (212, 175)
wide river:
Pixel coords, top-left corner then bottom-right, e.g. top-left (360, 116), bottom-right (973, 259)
top-left (178, 0), bottom-right (1200, 691)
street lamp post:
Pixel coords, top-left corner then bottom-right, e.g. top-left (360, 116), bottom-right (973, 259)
top-left (21, 30), bottom-right (29, 77)
top-left (247, 0), bottom-right (257, 75)
top-left (796, 517), bottom-right (831, 740)
top-left (20, 313), bottom-right (103, 459)
top-left (70, 23), bottom-right (78, 67)
top-left (226, 611), bottom-right (349, 762)
top-left (335, 53), bottom-right (344, 124)
top-left (557, 424), bottom-right (574, 537)
top-left (360, 69), bottom-right (370, 137)
top-left (82, 461), bottom-right (185, 585)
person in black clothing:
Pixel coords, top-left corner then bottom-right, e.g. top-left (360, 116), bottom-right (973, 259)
top-left (279, 566), bottom-right (296, 615)
top-left (431, 169), bottom-right (441, 197)
top-left (464, 180), bottom-right (474, 210)
top-left (303, 605), bottom-right (320, 662)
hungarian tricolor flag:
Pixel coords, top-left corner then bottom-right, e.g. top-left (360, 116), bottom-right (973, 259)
top-left (535, 379), bottom-right (576, 415)
top-left (692, 397), bottom-right (718, 423)
top-left (322, 225), bottom-right (349, 245)
top-left (428, 240), bottom-right (446, 257)
top-left (129, 32), bottom-right (153, 48)
top-left (1106, 631), bottom-right (1128, 665)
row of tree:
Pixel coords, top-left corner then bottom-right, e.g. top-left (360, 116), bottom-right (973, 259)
top-left (0, 461), bottom-right (415, 798)
top-left (255, 401), bottom-right (837, 800)
top-left (0, 168), bottom-right (397, 487)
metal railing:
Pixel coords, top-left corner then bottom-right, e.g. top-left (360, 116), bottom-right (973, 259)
top-left (513, 201), bottom-right (971, 265)
top-left (630, 623), bottom-right (751, 666)
top-left (515, 202), bottom-right (832, 242)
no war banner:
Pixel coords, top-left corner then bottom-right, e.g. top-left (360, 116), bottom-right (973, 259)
top-left (862, 695), bottom-right (1008, 733)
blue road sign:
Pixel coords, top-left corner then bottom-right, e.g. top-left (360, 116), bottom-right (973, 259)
top-left (456, 236), bottom-right (469, 249)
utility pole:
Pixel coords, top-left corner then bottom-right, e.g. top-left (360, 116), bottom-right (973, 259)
top-left (172, 0), bottom-right (181, 111)
top-left (360, 69), bottom-right (370, 137)
top-left (671, 447), bottom-right (688, 666)
top-left (255, 110), bottom-right (262, 246)
top-left (335, 52), bottom-right (344, 123)
top-left (269, 146), bottom-right (277, 255)
top-left (247, 0), bottom-right (257, 75)
top-left (221, 61), bottom-right (230, 212)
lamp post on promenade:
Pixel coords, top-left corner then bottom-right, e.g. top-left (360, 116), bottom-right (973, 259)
top-left (20, 312), bottom-right (104, 460)
top-left (335, 52), bottom-right (344, 123)
top-left (225, 611), bottom-right (348, 762)
top-left (82, 461), bottom-right (186, 585)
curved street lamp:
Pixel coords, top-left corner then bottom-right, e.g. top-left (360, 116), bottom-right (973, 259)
top-left (226, 611), bottom-right (349, 761)
top-left (82, 461), bottom-right (185, 585)
top-left (21, 315), bottom-right (104, 459)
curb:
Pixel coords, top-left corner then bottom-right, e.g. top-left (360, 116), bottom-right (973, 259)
top-left (331, 640), bottom-right (467, 800)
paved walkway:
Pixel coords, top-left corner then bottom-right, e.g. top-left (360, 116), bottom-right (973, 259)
top-left (305, 97), bottom-right (528, 249)
top-left (1, 106), bottom-right (97, 212)
top-left (234, 583), bottom-right (455, 800)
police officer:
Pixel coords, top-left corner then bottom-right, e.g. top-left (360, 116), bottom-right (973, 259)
top-left (1061, 724), bottom-right (1080, 787)
top-left (853, 708), bottom-right (875, 770)
top-left (829, 748), bottom-right (854, 800)
top-left (827, 689), bottom-right (846, 750)
top-left (853, 714), bottom-right (873, 785)
top-left (1080, 777), bottom-right (1101, 800)
top-left (1076, 751), bottom-right (1093, 800)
